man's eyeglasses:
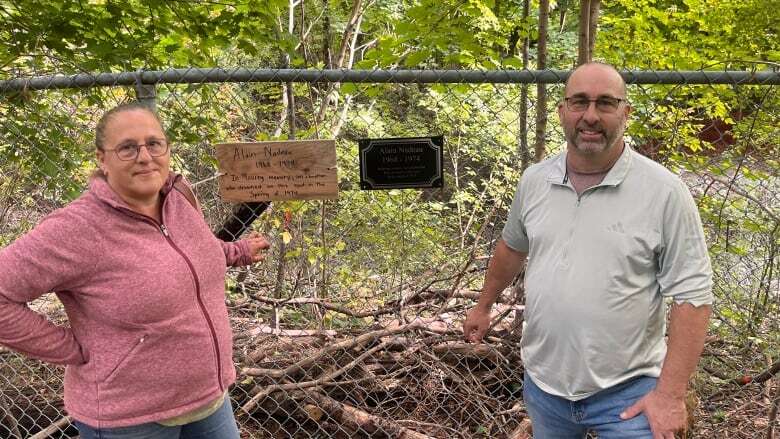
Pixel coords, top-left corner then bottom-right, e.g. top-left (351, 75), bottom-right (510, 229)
top-left (563, 96), bottom-right (626, 113)
top-left (105, 139), bottom-right (169, 161)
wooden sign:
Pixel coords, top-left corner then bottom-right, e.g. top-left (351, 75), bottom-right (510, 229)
top-left (216, 140), bottom-right (338, 202)
top-left (359, 136), bottom-right (444, 190)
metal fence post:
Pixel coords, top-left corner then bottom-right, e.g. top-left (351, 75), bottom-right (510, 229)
top-left (134, 69), bottom-right (156, 110)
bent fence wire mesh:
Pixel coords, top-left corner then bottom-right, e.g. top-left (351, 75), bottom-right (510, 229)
top-left (0, 67), bottom-right (779, 438)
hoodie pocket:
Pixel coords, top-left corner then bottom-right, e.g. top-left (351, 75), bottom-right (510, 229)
top-left (102, 334), bottom-right (148, 384)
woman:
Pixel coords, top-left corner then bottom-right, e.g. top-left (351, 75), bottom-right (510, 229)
top-left (0, 102), bottom-right (269, 438)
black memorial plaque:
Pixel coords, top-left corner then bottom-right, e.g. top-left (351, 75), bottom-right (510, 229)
top-left (359, 136), bottom-right (444, 190)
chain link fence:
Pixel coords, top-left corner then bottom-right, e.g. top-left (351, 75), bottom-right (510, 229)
top-left (1, 67), bottom-right (779, 438)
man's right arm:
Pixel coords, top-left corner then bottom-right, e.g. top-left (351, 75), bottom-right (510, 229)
top-left (463, 239), bottom-right (527, 342)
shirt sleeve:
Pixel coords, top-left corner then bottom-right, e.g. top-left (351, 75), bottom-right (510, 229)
top-left (221, 239), bottom-right (253, 267)
top-left (0, 211), bottom-right (92, 365)
top-left (502, 177), bottom-right (530, 253)
top-left (657, 180), bottom-right (714, 306)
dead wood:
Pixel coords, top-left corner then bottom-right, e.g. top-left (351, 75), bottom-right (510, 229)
top-left (252, 294), bottom-right (400, 318)
top-left (232, 305), bottom-right (528, 437)
top-left (242, 321), bottom-right (425, 380)
top-left (408, 288), bottom-right (518, 305)
top-left (0, 393), bottom-right (22, 439)
top-left (508, 418), bottom-right (532, 439)
top-left (767, 378), bottom-right (780, 439)
top-left (431, 341), bottom-right (502, 363)
top-left (28, 416), bottom-right (71, 439)
top-left (238, 324), bottom-right (337, 339)
top-left (300, 390), bottom-right (434, 438)
top-left (709, 358), bottom-right (780, 401)
top-left (241, 339), bottom-right (391, 411)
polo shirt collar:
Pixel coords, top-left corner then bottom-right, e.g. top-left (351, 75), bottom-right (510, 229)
top-left (547, 141), bottom-right (634, 187)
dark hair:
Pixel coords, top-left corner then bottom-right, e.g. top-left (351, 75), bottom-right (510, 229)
top-left (94, 102), bottom-right (164, 151)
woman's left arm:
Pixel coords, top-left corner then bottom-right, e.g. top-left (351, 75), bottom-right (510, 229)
top-left (173, 176), bottom-right (270, 267)
top-left (221, 232), bottom-right (270, 267)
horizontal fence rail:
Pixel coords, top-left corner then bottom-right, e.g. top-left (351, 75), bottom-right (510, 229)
top-left (2, 68), bottom-right (780, 93)
top-left (1, 67), bottom-right (778, 438)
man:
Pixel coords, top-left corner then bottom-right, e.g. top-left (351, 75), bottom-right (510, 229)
top-left (463, 62), bottom-right (712, 438)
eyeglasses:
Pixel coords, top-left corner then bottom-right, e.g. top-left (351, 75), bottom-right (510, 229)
top-left (563, 96), bottom-right (626, 113)
top-left (104, 139), bottom-right (169, 161)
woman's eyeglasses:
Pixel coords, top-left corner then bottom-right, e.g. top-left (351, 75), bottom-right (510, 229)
top-left (105, 139), bottom-right (169, 161)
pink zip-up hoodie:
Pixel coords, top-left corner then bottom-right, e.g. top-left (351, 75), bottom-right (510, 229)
top-left (0, 174), bottom-right (253, 427)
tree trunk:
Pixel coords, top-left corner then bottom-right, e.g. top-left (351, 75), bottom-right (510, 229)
top-left (273, 83), bottom-right (289, 138)
top-left (518, 0), bottom-right (531, 170)
top-left (286, 81), bottom-right (297, 137)
top-left (335, 0), bottom-right (363, 69)
top-left (331, 94), bottom-right (353, 137)
top-left (270, 0), bottom-right (299, 329)
top-left (588, 0), bottom-right (601, 60)
top-left (329, 7), bottom-right (365, 136)
top-left (285, 0), bottom-right (297, 139)
top-left (299, 1), bottom-right (308, 64)
top-left (493, 0), bottom-right (503, 55)
top-left (533, 0), bottom-right (550, 162)
top-left (316, 0), bottom-right (366, 124)
top-left (577, 0), bottom-right (600, 65)
top-left (322, 0), bottom-right (332, 68)
top-left (577, 0), bottom-right (590, 65)
top-left (559, 2), bottom-right (567, 32)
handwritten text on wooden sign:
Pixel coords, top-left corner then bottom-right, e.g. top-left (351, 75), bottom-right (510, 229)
top-left (216, 140), bottom-right (338, 201)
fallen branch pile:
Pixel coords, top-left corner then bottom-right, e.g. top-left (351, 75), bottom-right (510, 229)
top-left (231, 315), bottom-right (528, 438)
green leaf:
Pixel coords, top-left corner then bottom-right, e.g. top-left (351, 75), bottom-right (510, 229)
top-left (404, 49), bottom-right (431, 67)
top-left (501, 57), bottom-right (525, 69)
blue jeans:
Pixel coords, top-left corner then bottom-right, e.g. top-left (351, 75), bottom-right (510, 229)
top-left (523, 373), bottom-right (655, 438)
top-left (74, 397), bottom-right (240, 439)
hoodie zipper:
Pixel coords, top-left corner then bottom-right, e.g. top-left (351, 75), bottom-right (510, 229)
top-left (158, 223), bottom-right (224, 392)
top-left (118, 208), bottom-right (224, 392)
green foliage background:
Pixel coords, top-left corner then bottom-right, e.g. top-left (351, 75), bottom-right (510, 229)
top-left (1, 0), bottom-right (779, 431)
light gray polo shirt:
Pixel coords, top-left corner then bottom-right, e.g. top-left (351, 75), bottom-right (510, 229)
top-left (502, 144), bottom-right (713, 401)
